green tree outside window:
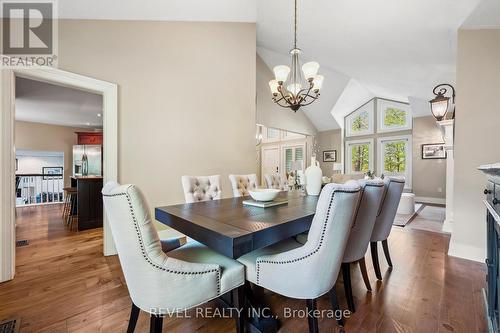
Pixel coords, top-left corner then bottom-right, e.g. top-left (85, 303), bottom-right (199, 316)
top-left (384, 141), bottom-right (406, 173)
top-left (351, 111), bottom-right (369, 132)
top-left (384, 108), bottom-right (406, 127)
top-left (351, 144), bottom-right (369, 172)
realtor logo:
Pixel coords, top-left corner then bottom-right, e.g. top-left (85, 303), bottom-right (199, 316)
top-left (1, 0), bottom-right (57, 67)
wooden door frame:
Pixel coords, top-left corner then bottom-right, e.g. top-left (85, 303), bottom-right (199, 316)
top-left (0, 64), bottom-right (118, 282)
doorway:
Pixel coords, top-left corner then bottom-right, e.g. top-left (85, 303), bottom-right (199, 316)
top-left (0, 66), bottom-right (118, 282)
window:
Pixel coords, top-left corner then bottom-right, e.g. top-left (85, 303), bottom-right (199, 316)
top-left (377, 135), bottom-right (412, 188)
top-left (345, 139), bottom-right (374, 174)
top-left (283, 145), bottom-right (304, 173)
top-left (377, 99), bottom-right (412, 133)
top-left (345, 100), bottom-right (374, 137)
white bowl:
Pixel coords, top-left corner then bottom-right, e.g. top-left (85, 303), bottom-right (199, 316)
top-left (248, 188), bottom-right (280, 202)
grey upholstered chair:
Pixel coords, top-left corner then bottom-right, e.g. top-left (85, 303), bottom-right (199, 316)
top-left (295, 179), bottom-right (384, 313)
top-left (370, 176), bottom-right (405, 280)
top-left (102, 182), bottom-right (246, 333)
top-left (237, 183), bottom-right (361, 332)
top-left (229, 174), bottom-right (258, 197)
top-left (264, 173), bottom-right (288, 191)
top-left (339, 179), bottom-right (384, 312)
top-left (181, 175), bottom-right (222, 203)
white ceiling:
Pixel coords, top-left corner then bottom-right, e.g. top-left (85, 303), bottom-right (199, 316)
top-left (257, 0), bottom-right (484, 130)
top-left (58, 0), bottom-right (256, 22)
top-left (15, 78), bottom-right (103, 128)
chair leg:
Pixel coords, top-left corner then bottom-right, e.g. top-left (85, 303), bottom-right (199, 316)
top-left (342, 263), bottom-right (355, 313)
top-left (127, 303), bottom-right (140, 333)
top-left (232, 286), bottom-right (246, 333)
top-left (150, 314), bottom-right (163, 333)
top-left (305, 299), bottom-right (319, 333)
top-left (328, 286), bottom-right (344, 327)
top-left (382, 239), bottom-right (393, 268)
top-left (370, 242), bottom-right (382, 280)
top-left (358, 257), bottom-right (372, 291)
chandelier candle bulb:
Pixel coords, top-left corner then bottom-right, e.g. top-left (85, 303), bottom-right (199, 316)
top-left (269, 80), bottom-right (280, 95)
top-left (273, 65), bottom-right (291, 83)
top-left (287, 83), bottom-right (302, 96)
top-left (302, 62), bottom-right (320, 79)
top-left (312, 75), bottom-right (324, 92)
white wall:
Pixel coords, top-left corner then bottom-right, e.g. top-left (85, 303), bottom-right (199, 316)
top-left (56, 20), bottom-right (256, 229)
top-left (16, 151), bottom-right (64, 174)
top-left (450, 29), bottom-right (500, 262)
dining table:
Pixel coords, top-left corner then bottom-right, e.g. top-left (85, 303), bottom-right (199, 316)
top-left (155, 191), bottom-right (319, 333)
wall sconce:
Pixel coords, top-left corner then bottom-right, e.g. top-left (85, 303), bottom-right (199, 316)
top-left (429, 83), bottom-right (456, 121)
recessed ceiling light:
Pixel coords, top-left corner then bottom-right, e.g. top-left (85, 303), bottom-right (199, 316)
top-left (97, 113), bottom-right (102, 117)
top-left (86, 122), bottom-right (91, 126)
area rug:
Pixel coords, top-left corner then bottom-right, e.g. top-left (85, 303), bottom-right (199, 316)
top-left (393, 203), bottom-right (423, 227)
top-left (0, 317), bottom-right (21, 333)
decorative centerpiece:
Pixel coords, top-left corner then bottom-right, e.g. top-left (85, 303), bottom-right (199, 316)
top-left (305, 156), bottom-right (322, 195)
top-left (243, 189), bottom-right (288, 208)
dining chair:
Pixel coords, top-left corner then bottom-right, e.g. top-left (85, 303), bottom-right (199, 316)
top-left (102, 182), bottom-right (246, 333)
top-left (294, 179), bottom-right (384, 313)
top-left (338, 179), bottom-right (384, 312)
top-left (237, 183), bottom-right (361, 332)
top-left (181, 175), bottom-right (222, 203)
top-left (370, 176), bottom-right (405, 280)
top-left (229, 174), bottom-right (258, 197)
top-left (264, 173), bottom-right (288, 191)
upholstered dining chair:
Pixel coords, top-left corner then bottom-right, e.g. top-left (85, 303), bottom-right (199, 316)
top-left (264, 173), bottom-right (288, 191)
top-left (229, 174), bottom-right (258, 197)
top-left (294, 179), bottom-right (384, 313)
top-left (181, 175), bottom-right (222, 203)
top-left (102, 182), bottom-right (246, 333)
top-left (370, 176), bottom-right (405, 280)
top-left (237, 183), bottom-right (361, 332)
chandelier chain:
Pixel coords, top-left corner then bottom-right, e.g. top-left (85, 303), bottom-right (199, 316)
top-left (294, 0), bottom-right (297, 49)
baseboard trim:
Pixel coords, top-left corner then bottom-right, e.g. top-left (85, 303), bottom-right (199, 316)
top-left (448, 241), bottom-right (485, 263)
top-left (415, 196), bottom-right (446, 205)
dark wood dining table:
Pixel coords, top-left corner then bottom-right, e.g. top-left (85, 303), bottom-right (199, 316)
top-left (155, 191), bottom-right (319, 333)
top-left (155, 192), bottom-right (319, 259)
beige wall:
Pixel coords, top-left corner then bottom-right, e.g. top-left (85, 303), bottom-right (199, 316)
top-left (412, 116), bottom-right (446, 200)
top-left (317, 129), bottom-right (342, 177)
top-left (256, 55), bottom-right (317, 136)
top-left (450, 29), bottom-right (500, 261)
top-left (56, 20), bottom-right (256, 228)
top-left (15, 121), bottom-right (89, 187)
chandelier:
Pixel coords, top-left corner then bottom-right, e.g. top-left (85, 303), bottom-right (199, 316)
top-left (268, 0), bottom-right (324, 112)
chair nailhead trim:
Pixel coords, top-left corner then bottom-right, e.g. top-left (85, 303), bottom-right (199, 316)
top-left (255, 189), bottom-right (360, 284)
top-left (103, 189), bottom-right (221, 294)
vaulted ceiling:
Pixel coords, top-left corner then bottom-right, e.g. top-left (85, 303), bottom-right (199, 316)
top-left (19, 0), bottom-right (500, 131)
top-left (256, 0), bottom-right (490, 131)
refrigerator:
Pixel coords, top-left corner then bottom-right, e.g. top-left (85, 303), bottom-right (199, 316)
top-left (73, 145), bottom-right (102, 176)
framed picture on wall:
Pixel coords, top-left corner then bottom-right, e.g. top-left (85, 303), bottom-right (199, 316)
top-left (323, 150), bottom-right (337, 162)
top-left (42, 167), bottom-right (63, 179)
top-left (422, 143), bottom-right (446, 159)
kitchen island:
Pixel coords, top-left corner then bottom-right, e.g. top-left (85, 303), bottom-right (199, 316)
top-left (71, 176), bottom-right (103, 230)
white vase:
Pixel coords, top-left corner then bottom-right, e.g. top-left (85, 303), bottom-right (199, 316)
top-left (305, 157), bottom-right (322, 196)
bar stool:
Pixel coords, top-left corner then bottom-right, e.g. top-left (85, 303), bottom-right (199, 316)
top-left (63, 187), bottom-right (78, 230)
top-left (62, 187), bottom-right (73, 222)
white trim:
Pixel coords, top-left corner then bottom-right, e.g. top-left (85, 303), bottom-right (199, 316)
top-left (414, 196), bottom-right (446, 205)
top-left (1, 65), bottom-right (118, 282)
top-left (447, 242), bottom-right (485, 263)
top-left (377, 135), bottom-right (412, 189)
top-left (345, 138), bottom-right (374, 174)
top-left (376, 99), bottom-right (412, 133)
top-left (345, 104), bottom-right (374, 138)
top-left (260, 144), bottom-right (280, 185)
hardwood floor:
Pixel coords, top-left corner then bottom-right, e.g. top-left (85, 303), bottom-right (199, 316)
top-left (0, 204), bottom-right (487, 332)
